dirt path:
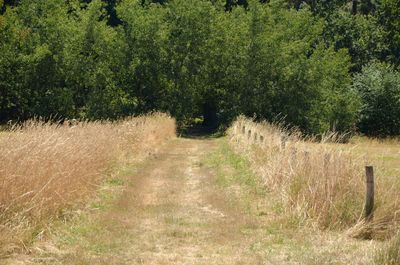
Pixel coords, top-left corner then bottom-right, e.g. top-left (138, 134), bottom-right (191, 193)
top-left (9, 137), bottom-right (376, 264)
top-left (89, 137), bottom-right (267, 264)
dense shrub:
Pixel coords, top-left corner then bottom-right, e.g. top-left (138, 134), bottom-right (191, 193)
top-left (354, 63), bottom-right (400, 137)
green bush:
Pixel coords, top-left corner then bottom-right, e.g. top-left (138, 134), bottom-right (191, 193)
top-left (354, 62), bottom-right (400, 137)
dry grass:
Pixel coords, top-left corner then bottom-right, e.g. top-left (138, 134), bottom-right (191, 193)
top-left (0, 113), bottom-right (175, 256)
top-left (375, 231), bottom-right (400, 265)
top-left (347, 137), bottom-right (400, 241)
top-left (228, 116), bottom-right (400, 239)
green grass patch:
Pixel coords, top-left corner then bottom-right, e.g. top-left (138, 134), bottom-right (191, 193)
top-left (205, 139), bottom-right (264, 195)
top-left (89, 177), bottom-right (125, 211)
top-left (43, 164), bottom-right (139, 260)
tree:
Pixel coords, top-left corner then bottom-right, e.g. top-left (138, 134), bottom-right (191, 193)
top-left (117, 0), bottom-right (169, 115)
top-left (324, 10), bottom-right (387, 72)
top-left (379, 0), bottom-right (400, 66)
top-left (64, 0), bottom-right (134, 119)
top-left (0, 0), bottom-right (75, 121)
top-left (239, 1), bottom-right (357, 134)
top-left (164, 0), bottom-right (216, 123)
top-left (203, 4), bottom-right (249, 125)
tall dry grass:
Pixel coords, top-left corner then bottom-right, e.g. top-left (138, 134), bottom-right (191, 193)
top-left (228, 116), bottom-right (400, 237)
top-left (0, 113), bottom-right (175, 255)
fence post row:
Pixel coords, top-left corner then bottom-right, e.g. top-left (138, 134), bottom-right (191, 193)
top-left (236, 121), bottom-right (376, 225)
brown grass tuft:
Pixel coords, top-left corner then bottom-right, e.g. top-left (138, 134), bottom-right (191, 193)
top-left (0, 113), bottom-right (175, 256)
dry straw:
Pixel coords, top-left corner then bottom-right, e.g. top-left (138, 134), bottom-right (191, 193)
top-left (0, 113), bottom-right (175, 255)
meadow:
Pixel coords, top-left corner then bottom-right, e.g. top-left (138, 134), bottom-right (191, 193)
top-left (1, 115), bottom-right (400, 264)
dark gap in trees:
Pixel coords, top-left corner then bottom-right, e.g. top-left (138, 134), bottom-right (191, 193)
top-left (202, 101), bottom-right (218, 128)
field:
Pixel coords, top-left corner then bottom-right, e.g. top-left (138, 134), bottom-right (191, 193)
top-left (229, 117), bottom-right (400, 264)
top-left (0, 114), bottom-right (176, 257)
top-left (1, 115), bottom-right (400, 264)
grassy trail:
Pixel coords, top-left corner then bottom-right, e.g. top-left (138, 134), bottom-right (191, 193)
top-left (8, 137), bottom-right (377, 264)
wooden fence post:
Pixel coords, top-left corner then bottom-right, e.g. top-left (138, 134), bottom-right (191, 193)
top-left (324, 153), bottom-right (331, 170)
top-left (290, 147), bottom-right (297, 163)
top-left (281, 136), bottom-right (287, 150)
top-left (304, 151), bottom-right (310, 172)
top-left (365, 166), bottom-right (375, 221)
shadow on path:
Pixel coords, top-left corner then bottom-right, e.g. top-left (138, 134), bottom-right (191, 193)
top-left (178, 124), bottom-right (225, 139)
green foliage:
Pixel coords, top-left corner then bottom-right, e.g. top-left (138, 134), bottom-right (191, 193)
top-left (354, 62), bottom-right (400, 137)
top-left (234, 1), bottom-right (358, 134)
top-left (117, 0), bottom-right (169, 114)
top-left (163, 0), bottom-right (214, 121)
top-left (204, 5), bottom-right (249, 124)
top-left (1, 0), bottom-right (399, 136)
top-left (379, 0), bottom-right (400, 66)
top-left (0, 0), bottom-right (74, 121)
top-left (0, 0), bottom-right (136, 121)
top-left (64, 0), bottom-right (134, 119)
top-left (325, 10), bottom-right (388, 72)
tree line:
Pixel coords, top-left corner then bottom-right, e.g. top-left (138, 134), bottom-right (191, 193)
top-left (1, 0), bottom-right (399, 136)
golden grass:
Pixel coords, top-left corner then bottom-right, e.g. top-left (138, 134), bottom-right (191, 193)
top-left (0, 113), bottom-right (175, 255)
top-left (228, 116), bottom-right (400, 239)
top-left (346, 137), bottom-right (400, 241)
top-left (375, 231), bottom-right (400, 265)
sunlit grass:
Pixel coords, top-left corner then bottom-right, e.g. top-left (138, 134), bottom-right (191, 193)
top-left (205, 137), bottom-right (377, 264)
top-left (228, 117), bottom-right (400, 239)
top-left (0, 113), bottom-right (175, 256)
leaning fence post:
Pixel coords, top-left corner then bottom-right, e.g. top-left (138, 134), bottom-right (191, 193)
top-left (365, 166), bottom-right (375, 221)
